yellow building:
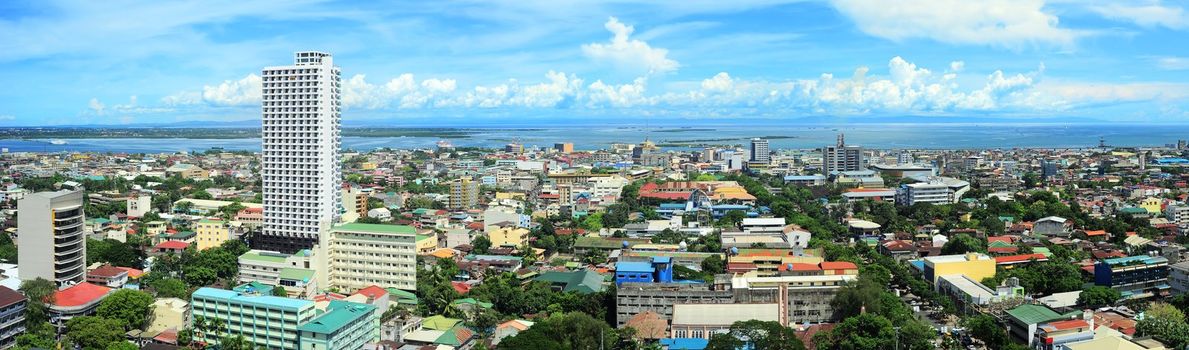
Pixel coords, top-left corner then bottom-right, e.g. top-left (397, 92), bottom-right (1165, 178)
top-left (195, 218), bottom-right (231, 250)
top-left (415, 233), bottom-right (438, 254)
top-left (487, 226), bottom-right (530, 248)
top-left (146, 221), bottom-right (168, 235)
top-left (1140, 197), bottom-right (1162, 214)
top-left (360, 162), bottom-right (377, 170)
top-left (921, 253), bottom-right (997, 287)
top-left (495, 192), bottom-right (527, 200)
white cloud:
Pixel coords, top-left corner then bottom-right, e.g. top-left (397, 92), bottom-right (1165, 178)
top-left (949, 61), bottom-right (965, 72)
top-left (829, 0), bottom-right (1079, 49)
top-left (582, 17), bottom-right (680, 76)
top-left (586, 77), bottom-right (651, 107)
top-left (1154, 56), bottom-right (1189, 70)
top-left (164, 74), bottom-right (261, 106)
top-left (0, 115), bottom-right (14, 121)
top-left (88, 98), bottom-right (106, 115)
top-left (1091, 2), bottom-right (1188, 30)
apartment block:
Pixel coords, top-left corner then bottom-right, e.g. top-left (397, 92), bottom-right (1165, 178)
top-left (326, 223), bottom-right (418, 292)
top-left (1093, 255), bottom-right (1170, 299)
top-left (195, 218), bottom-right (231, 251)
top-left (18, 189), bottom-right (87, 287)
top-left (191, 287), bottom-right (318, 350)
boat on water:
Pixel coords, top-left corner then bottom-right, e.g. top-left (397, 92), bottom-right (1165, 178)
top-left (436, 140), bottom-right (454, 148)
top-left (49, 139), bottom-right (67, 145)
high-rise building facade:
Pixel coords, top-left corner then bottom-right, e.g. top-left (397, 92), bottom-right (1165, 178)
top-left (18, 189), bottom-right (86, 287)
top-left (448, 177), bottom-right (479, 210)
top-left (749, 138), bottom-right (770, 163)
top-left (259, 51), bottom-right (343, 253)
top-left (822, 134), bottom-right (864, 173)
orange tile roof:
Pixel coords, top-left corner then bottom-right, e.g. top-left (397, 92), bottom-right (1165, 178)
top-left (994, 253), bottom-right (1048, 264)
top-left (1043, 319), bottom-right (1090, 332)
top-left (1084, 230), bottom-right (1108, 236)
top-left (354, 285), bottom-right (388, 300)
top-left (53, 282), bottom-right (112, 308)
top-left (819, 261), bottom-right (858, 270)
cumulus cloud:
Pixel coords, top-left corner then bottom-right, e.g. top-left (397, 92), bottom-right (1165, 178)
top-left (582, 17), bottom-right (680, 76)
top-left (829, 0), bottom-right (1079, 49)
top-left (163, 74), bottom-right (261, 106)
top-left (88, 98), bottom-right (106, 115)
top-left (1091, 2), bottom-right (1188, 30)
top-left (1153, 56), bottom-right (1189, 70)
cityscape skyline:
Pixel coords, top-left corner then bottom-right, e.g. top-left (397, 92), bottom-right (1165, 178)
top-left (2, 0), bottom-right (1189, 126)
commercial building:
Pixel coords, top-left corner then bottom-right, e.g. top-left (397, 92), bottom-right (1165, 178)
top-left (1166, 205), bottom-right (1189, 226)
top-left (195, 218), bottom-right (231, 251)
top-left (1093, 255), bottom-right (1170, 299)
top-left (0, 286), bottom-right (26, 349)
top-left (48, 282), bottom-right (113, 330)
top-left (615, 283), bottom-right (733, 327)
top-left (919, 253), bottom-right (997, 289)
top-left (670, 303), bottom-right (780, 339)
top-left (1004, 304), bottom-right (1081, 345)
top-left (486, 226), bottom-right (530, 249)
top-left (297, 300), bottom-right (379, 350)
top-left (936, 275), bottom-right (1024, 314)
top-left (259, 51), bottom-right (343, 254)
top-left (729, 271), bottom-right (858, 325)
top-left (1170, 261), bottom-right (1189, 294)
top-left (749, 138), bottom-right (770, 163)
top-left (191, 287), bottom-right (317, 350)
top-left (126, 194), bottom-right (152, 218)
top-left (448, 177), bottom-right (480, 210)
top-left (895, 177), bottom-right (970, 206)
top-left (18, 189), bottom-right (87, 287)
top-left (821, 134), bottom-right (864, 173)
top-left (554, 142), bottom-right (574, 154)
top-left (326, 223), bottom-right (417, 292)
top-left (237, 250), bottom-right (319, 298)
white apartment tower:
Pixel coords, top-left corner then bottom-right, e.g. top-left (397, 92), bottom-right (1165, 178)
top-left (822, 133), bottom-right (864, 173)
top-left (259, 51), bottom-right (343, 253)
top-left (18, 189), bottom-right (87, 287)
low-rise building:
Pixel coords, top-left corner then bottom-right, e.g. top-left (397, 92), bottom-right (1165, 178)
top-left (1094, 255), bottom-right (1170, 299)
top-left (615, 282), bottom-right (733, 327)
top-left (670, 303), bottom-right (780, 339)
top-left (920, 253), bottom-right (997, 289)
top-left (0, 286), bottom-right (26, 349)
top-left (297, 300), bottom-right (379, 350)
top-left (191, 287), bottom-right (316, 350)
top-left (49, 282), bottom-right (114, 331)
top-left (195, 218), bottom-right (231, 251)
top-left (237, 250), bottom-right (318, 298)
top-left (85, 264), bottom-right (129, 288)
top-left (326, 223), bottom-right (418, 293)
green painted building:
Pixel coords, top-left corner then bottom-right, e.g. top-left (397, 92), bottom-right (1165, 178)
top-left (298, 300), bottom-right (379, 350)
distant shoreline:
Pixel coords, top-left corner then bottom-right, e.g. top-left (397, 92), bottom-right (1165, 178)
top-left (0, 127), bottom-right (550, 140)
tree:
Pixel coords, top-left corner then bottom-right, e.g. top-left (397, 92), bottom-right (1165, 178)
top-left (19, 278), bottom-right (55, 326)
top-left (941, 233), bottom-right (985, 255)
top-left (1078, 286), bottom-right (1121, 308)
top-left (97, 289), bottom-right (156, 330)
top-left (1138, 303), bottom-right (1189, 349)
top-left (105, 342), bottom-right (139, 350)
top-left (65, 316), bottom-right (127, 350)
top-left (705, 320), bottom-right (805, 350)
top-left (498, 312), bottom-right (618, 350)
top-left (716, 210), bottom-right (747, 227)
top-left (814, 313), bottom-right (895, 350)
top-left (147, 276), bottom-right (190, 299)
top-left (272, 286), bottom-right (289, 297)
top-left (701, 254), bottom-right (725, 274)
top-left (472, 235), bottom-right (492, 254)
top-left (964, 314), bottom-right (1010, 349)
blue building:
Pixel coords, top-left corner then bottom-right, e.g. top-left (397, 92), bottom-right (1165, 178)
top-left (1093, 255), bottom-right (1170, 299)
top-left (614, 257), bottom-right (674, 286)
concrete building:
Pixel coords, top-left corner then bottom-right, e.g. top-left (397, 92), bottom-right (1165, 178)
top-left (1166, 205), bottom-right (1189, 226)
top-left (126, 194), bottom-right (152, 218)
top-left (670, 303), bottom-right (780, 339)
top-left (191, 287), bottom-right (317, 350)
top-left (0, 286), bottom-right (26, 349)
top-left (920, 253), bottom-right (997, 289)
top-left (144, 298), bottom-right (189, 342)
top-left (749, 138), bottom-right (770, 163)
top-left (896, 177), bottom-right (970, 206)
top-left (730, 272), bottom-right (858, 325)
top-left (48, 282), bottom-right (113, 330)
top-left (448, 177), bottom-right (480, 210)
top-left (18, 189), bottom-right (87, 287)
top-left (554, 142), bottom-right (574, 154)
top-left (237, 250), bottom-right (319, 298)
top-left (1094, 255), bottom-right (1170, 299)
top-left (341, 187), bottom-right (369, 222)
top-left (259, 51), bottom-right (343, 254)
top-left (195, 218), bottom-right (231, 251)
top-left (1170, 261), bottom-right (1189, 294)
top-left (297, 300), bottom-right (379, 350)
top-left (822, 134), bottom-right (863, 173)
top-left (1033, 216), bottom-right (1071, 237)
top-left (486, 226), bottom-right (530, 249)
top-left (326, 223), bottom-right (417, 292)
top-left (615, 283), bottom-right (733, 327)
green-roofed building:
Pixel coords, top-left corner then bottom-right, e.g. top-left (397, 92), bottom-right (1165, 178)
top-left (1005, 304), bottom-right (1082, 344)
top-left (298, 300), bottom-right (379, 350)
top-left (232, 281), bottom-right (276, 295)
top-left (451, 298), bottom-right (494, 315)
top-left (328, 223), bottom-right (418, 293)
top-left (238, 249), bottom-right (318, 298)
top-left (534, 269), bottom-right (606, 294)
top-left (422, 315), bottom-right (461, 331)
top-left (386, 287), bottom-right (418, 307)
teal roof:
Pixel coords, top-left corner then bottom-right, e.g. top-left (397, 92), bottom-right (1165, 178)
top-left (297, 300), bottom-right (376, 334)
top-left (1102, 255), bottom-right (1168, 266)
top-left (451, 298), bottom-right (493, 309)
top-left (387, 288), bottom-right (418, 303)
top-left (534, 270), bottom-right (606, 294)
top-left (192, 287), bottom-right (313, 310)
top-left (334, 223), bottom-right (416, 235)
top-left (232, 282), bottom-right (275, 295)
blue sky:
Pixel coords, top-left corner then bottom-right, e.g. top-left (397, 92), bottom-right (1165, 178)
top-left (2, 0), bottom-right (1189, 126)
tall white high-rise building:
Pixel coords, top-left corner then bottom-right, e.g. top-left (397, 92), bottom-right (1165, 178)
top-left (18, 189), bottom-right (86, 287)
top-left (259, 51), bottom-right (343, 253)
top-left (822, 133), bottom-right (864, 173)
